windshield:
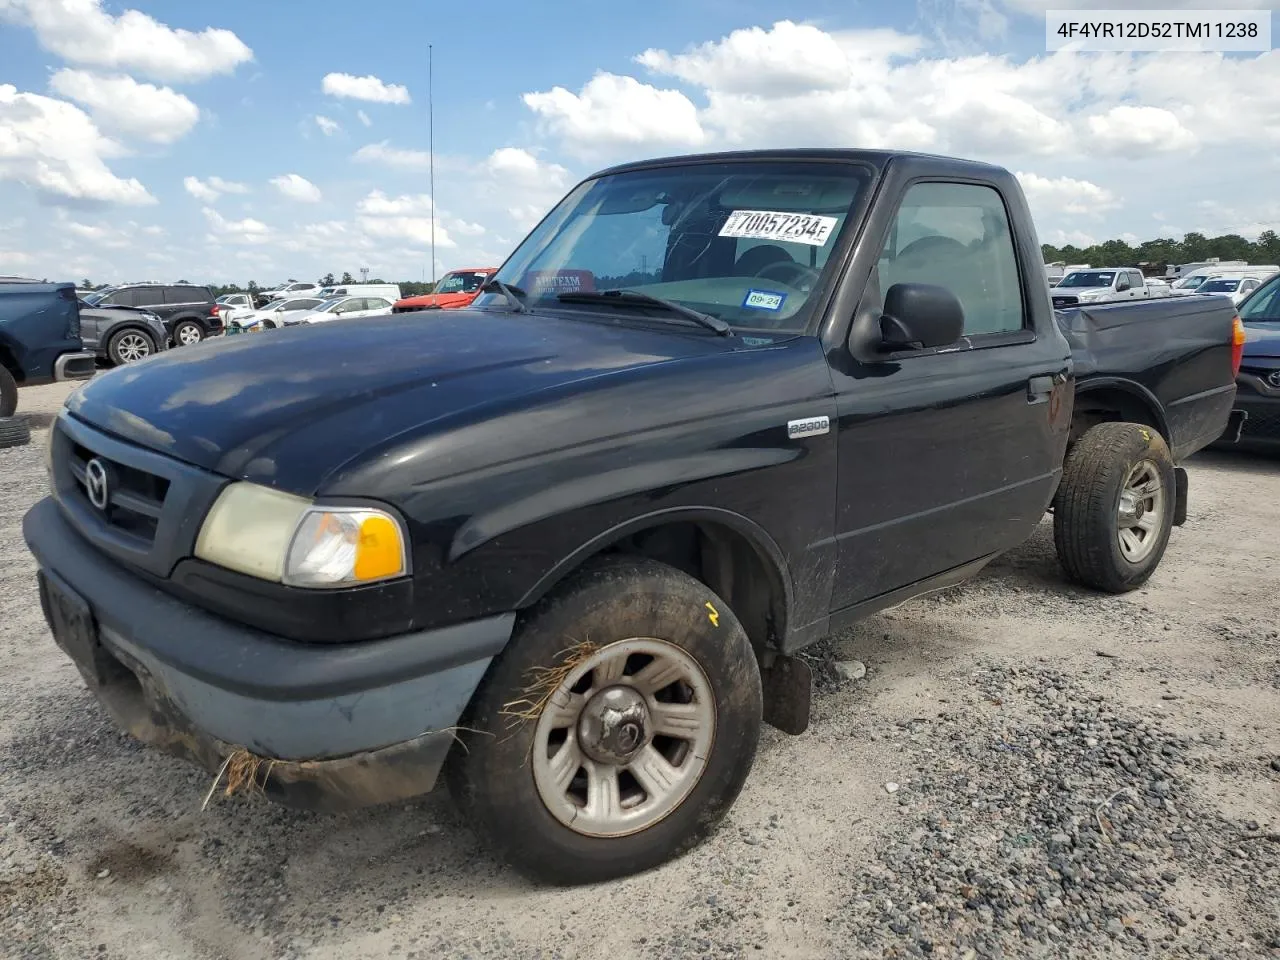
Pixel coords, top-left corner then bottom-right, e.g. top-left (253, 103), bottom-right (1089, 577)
top-left (1173, 275), bottom-right (1206, 289)
top-left (1240, 274), bottom-right (1280, 322)
top-left (1199, 279), bottom-right (1240, 293)
top-left (315, 297), bottom-right (349, 312)
top-left (1059, 272), bottom-right (1114, 288)
top-left (435, 271), bottom-right (490, 295)
top-left (82, 290), bottom-right (110, 305)
top-left (478, 161), bottom-right (871, 334)
top-left (277, 298), bottom-right (321, 311)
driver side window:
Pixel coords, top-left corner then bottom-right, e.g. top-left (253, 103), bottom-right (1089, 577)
top-left (878, 182), bottom-right (1025, 337)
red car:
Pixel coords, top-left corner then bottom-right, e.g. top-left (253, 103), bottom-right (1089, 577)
top-left (392, 268), bottom-right (497, 313)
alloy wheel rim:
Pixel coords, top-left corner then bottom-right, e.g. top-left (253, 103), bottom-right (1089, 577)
top-left (116, 334), bottom-right (150, 362)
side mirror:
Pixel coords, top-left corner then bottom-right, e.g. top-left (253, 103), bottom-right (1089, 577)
top-left (1116, 279), bottom-right (1130, 291)
top-left (878, 283), bottom-right (965, 351)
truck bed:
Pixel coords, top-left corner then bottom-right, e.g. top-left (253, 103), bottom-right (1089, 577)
top-left (1056, 295), bottom-right (1239, 461)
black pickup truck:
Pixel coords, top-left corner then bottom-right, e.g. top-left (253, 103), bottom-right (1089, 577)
top-left (1, 278), bottom-right (96, 441)
top-left (22, 150), bottom-right (1241, 886)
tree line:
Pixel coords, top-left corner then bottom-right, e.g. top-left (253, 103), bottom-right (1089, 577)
top-left (75, 276), bottom-right (438, 297)
top-left (207, 274), bottom-right (438, 298)
top-left (1043, 230), bottom-right (1280, 272)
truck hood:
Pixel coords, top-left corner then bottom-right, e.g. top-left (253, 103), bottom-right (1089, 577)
top-left (1243, 321), bottom-right (1280, 360)
top-left (397, 292), bottom-right (474, 309)
top-left (65, 308), bottom-right (736, 493)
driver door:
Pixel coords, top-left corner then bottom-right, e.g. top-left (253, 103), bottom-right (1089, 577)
top-left (828, 179), bottom-right (1070, 611)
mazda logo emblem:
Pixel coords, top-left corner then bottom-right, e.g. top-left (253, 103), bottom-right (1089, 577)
top-left (1268, 371), bottom-right (1280, 389)
top-left (84, 458), bottom-right (111, 511)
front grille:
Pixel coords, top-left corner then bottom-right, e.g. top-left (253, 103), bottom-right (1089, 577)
top-left (1052, 295), bottom-right (1080, 308)
top-left (49, 415), bottom-right (227, 579)
top-left (67, 442), bottom-right (170, 544)
top-left (1242, 408), bottom-right (1280, 439)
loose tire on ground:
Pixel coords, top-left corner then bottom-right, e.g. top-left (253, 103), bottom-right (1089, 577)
top-left (0, 416), bottom-right (31, 449)
top-left (107, 328), bottom-right (155, 366)
top-left (173, 320), bottom-right (204, 346)
top-left (1053, 421), bottom-right (1176, 593)
top-left (447, 556), bottom-right (763, 885)
top-left (0, 365), bottom-right (16, 419)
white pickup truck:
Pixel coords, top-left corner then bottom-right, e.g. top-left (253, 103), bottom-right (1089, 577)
top-left (1051, 268), bottom-right (1159, 308)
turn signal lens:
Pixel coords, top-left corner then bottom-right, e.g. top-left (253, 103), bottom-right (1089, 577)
top-left (284, 508), bottom-right (407, 588)
top-left (1231, 315), bottom-right (1246, 378)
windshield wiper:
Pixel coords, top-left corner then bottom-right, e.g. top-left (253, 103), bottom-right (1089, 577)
top-left (556, 289), bottom-right (731, 336)
top-left (480, 278), bottom-right (530, 313)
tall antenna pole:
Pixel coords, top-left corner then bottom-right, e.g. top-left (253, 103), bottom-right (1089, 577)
top-left (428, 43), bottom-right (436, 285)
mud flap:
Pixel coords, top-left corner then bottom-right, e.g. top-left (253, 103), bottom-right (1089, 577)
top-left (1173, 467), bottom-right (1188, 527)
top-left (760, 654), bottom-right (812, 736)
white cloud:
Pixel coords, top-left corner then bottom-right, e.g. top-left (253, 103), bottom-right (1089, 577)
top-left (0, 0), bottom-right (252, 83)
top-left (636, 22), bottom-right (921, 96)
top-left (1000, 0), bottom-right (1271, 10)
top-left (184, 175), bottom-right (246, 202)
top-left (0, 84), bottom-right (154, 206)
top-left (356, 109), bottom-right (372, 127)
top-left (1085, 105), bottom-right (1197, 158)
top-left (208, 176), bottom-right (248, 194)
top-left (270, 173), bottom-right (322, 203)
top-left (522, 72), bottom-right (706, 151)
top-left (1016, 172), bottom-right (1118, 218)
top-left (0, 249), bottom-right (33, 267)
top-left (484, 147), bottom-right (570, 189)
top-left (357, 190), bottom-right (432, 216)
top-left (49, 69), bottom-right (198, 144)
top-left (322, 73), bottom-right (410, 105)
top-left (354, 189), bottom-right (470, 250)
top-left (202, 207), bottom-right (270, 244)
top-left (352, 141), bottom-right (432, 169)
top-left (362, 216), bottom-right (455, 249)
top-left (314, 115), bottom-right (341, 136)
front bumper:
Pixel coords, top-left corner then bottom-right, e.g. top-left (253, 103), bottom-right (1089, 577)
top-left (1215, 372), bottom-right (1280, 450)
top-left (23, 496), bottom-right (514, 812)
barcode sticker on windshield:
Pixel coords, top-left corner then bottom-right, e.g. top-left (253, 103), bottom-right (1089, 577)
top-left (719, 210), bottom-right (839, 247)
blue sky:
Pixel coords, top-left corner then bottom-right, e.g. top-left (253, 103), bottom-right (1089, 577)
top-left (1, 0), bottom-right (1277, 285)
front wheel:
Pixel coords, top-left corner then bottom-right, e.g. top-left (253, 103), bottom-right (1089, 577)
top-left (173, 320), bottom-right (204, 346)
top-left (1053, 421), bottom-right (1176, 593)
top-left (107, 328), bottom-right (155, 365)
top-left (447, 556), bottom-right (763, 885)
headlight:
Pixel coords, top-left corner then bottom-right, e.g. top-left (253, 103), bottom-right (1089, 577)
top-left (194, 482), bottom-right (409, 588)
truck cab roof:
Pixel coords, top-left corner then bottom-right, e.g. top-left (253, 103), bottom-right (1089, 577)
top-left (593, 148), bottom-right (1009, 180)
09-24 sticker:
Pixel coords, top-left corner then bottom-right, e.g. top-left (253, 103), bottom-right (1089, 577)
top-left (719, 209), bottom-right (839, 247)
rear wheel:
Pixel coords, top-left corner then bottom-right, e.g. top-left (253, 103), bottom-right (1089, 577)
top-left (173, 320), bottom-right (204, 346)
top-left (107, 328), bottom-right (155, 365)
top-left (1054, 422), bottom-right (1176, 592)
top-left (0, 365), bottom-right (16, 418)
top-left (447, 556), bottom-right (763, 885)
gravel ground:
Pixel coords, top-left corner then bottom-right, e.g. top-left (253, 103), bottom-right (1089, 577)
top-left (2, 380), bottom-right (1278, 960)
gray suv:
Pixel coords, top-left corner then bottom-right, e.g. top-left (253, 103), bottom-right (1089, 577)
top-left (86, 283), bottom-right (224, 346)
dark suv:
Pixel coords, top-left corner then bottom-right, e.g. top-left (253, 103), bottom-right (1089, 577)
top-left (87, 284), bottom-right (224, 347)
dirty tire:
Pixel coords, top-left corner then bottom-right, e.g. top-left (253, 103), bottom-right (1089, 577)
top-left (447, 556), bottom-right (763, 886)
top-left (0, 365), bottom-right (16, 418)
top-left (1054, 421), bottom-right (1176, 593)
top-left (0, 415), bottom-right (31, 449)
